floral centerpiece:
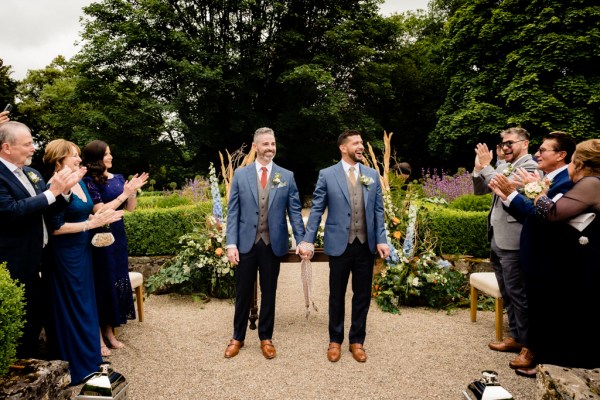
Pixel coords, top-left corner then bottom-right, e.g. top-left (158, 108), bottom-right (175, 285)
top-left (147, 164), bottom-right (235, 298)
top-left (370, 158), bottom-right (468, 312)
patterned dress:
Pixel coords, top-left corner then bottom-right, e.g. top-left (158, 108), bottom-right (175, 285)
top-left (84, 174), bottom-right (135, 327)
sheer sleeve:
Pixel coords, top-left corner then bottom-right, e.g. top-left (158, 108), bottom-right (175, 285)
top-left (536, 176), bottom-right (600, 222)
top-left (83, 177), bottom-right (103, 204)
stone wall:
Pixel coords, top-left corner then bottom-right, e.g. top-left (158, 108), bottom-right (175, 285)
top-left (0, 359), bottom-right (72, 399)
top-left (537, 364), bottom-right (600, 399)
top-left (128, 255), bottom-right (172, 280)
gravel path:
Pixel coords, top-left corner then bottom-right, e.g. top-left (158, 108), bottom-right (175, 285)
top-left (79, 262), bottom-right (536, 399)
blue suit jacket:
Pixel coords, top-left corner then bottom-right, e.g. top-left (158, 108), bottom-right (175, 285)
top-left (226, 162), bottom-right (305, 257)
top-left (0, 162), bottom-right (57, 281)
top-left (506, 168), bottom-right (573, 274)
top-left (303, 162), bottom-right (387, 256)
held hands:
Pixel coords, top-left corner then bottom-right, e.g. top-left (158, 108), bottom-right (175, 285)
top-left (227, 247), bottom-right (240, 266)
top-left (377, 243), bottom-right (390, 259)
top-left (296, 241), bottom-right (315, 260)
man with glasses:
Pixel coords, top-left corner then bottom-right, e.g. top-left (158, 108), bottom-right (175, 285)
top-left (472, 127), bottom-right (537, 357)
top-left (488, 131), bottom-right (576, 377)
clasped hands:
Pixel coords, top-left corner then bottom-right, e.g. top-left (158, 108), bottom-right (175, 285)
top-left (489, 168), bottom-right (543, 200)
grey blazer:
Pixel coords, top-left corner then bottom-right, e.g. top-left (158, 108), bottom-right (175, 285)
top-left (473, 154), bottom-right (538, 250)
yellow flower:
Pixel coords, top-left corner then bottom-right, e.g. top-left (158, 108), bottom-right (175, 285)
top-left (215, 247), bottom-right (224, 256)
top-left (392, 231), bottom-right (402, 240)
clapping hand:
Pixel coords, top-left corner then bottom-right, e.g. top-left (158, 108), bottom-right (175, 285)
top-left (124, 172), bottom-right (149, 197)
top-left (512, 168), bottom-right (541, 186)
top-left (474, 143), bottom-right (493, 172)
top-left (489, 174), bottom-right (519, 199)
top-left (89, 209), bottom-right (124, 229)
top-left (50, 167), bottom-right (87, 197)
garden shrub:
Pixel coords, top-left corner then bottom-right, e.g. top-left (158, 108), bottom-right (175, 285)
top-left (449, 193), bottom-right (492, 212)
top-left (0, 262), bottom-right (25, 376)
top-left (125, 202), bottom-right (213, 256)
top-left (423, 207), bottom-right (489, 258)
top-left (136, 193), bottom-right (194, 210)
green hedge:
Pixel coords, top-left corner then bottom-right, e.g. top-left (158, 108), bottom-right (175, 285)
top-left (0, 262), bottom-right (25, 376)
top-left (124, 202), bottom-right (213, 256)
top-left (123, 199), bottom-right (490, 259)
top-left (423, 207), bottom-right (489, 258)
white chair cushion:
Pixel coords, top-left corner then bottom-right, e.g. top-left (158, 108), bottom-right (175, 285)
top-left (129, 271), bottom-right (143, 289)
top-left (469, 272), bottom-right (501, 298)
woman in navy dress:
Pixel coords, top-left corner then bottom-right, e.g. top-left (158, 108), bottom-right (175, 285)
top-left (43, 139), bottom-right (123, 384)
top-left (82, 140), bottom-right (148, 352)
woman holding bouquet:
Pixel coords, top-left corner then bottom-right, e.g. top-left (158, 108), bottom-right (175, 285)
top-left (43, 139), bottom-right (123, 384)
top-left (82, 140), bottom-right (148, 355)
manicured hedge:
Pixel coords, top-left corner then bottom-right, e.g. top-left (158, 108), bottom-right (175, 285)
top-left (0, 262), bottom-right (25, 376)
top-left (423, 207), bottom-right (489, 258)
top-left (124, 202), bottom-right (213, 256)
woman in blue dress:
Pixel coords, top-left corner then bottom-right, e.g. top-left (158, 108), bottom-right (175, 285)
top-left (43, 139), bottom-right (124, 384)
top-left (82, 140), bottom-right (148, 353)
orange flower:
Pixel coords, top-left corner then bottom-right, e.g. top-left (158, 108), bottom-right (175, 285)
top-left (215, 247), bottom-right (224, 256)
top-left (392, 230), bottom-right (402, 240)
top-left (391, 217), bottom-right (400, 225)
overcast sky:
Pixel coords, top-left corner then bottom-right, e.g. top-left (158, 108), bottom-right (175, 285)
top-left (0, 0), bottom-right (430, 81)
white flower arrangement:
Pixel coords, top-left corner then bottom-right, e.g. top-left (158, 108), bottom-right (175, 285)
top-left (523, 177), bottom-right (552, 199)
top-left (27, 171), bottom-right (40, 185)
top-left (579, 236), bottom-right (589, 245)
top-left (359, 175), bottom-right (374, 188)
top-left (502, 164), bottom-right (515, 177)
top-left (271, 172), bottom-right (287, 188)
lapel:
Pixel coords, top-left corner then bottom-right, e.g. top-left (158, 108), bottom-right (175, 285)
top-left (0, 161), bottom-right (33, 198)
top-left (22, 166), bottom-right (42, 194)
top-left (333, 162), bottom-right (351, 206)
top-left (244, 163), bottom-right (259, 205)
top-left (358, 165), bottom-right (370, 207)
top-left (267, 163), bottom-right (280, 209)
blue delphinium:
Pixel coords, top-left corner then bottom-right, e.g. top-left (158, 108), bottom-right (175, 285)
top-left (209, 163), bottom-right (223, 220)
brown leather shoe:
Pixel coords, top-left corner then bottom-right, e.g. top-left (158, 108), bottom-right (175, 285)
top-left (224, 339), bottom-right (244, 358)
top-left (327, 342), bottom-right (341, 362)
top-left (515, 366), bottom-right (537, 378)
top-left (509, 347), bottom-right (535, 369)
top-left (349, 343), bottom-right (367, 362)
top-left (488, 337), bottom-right (523, 353)
top-left (260, 340), bottom-right (276, 359)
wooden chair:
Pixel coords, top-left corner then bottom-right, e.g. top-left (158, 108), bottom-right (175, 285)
top-left (469, 272), bottom-right (503, 341)
top-left (129, 271), bottom-right (144, 322)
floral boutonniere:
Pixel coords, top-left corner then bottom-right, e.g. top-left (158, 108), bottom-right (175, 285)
top-left (502, 164), bottom-right (515, 177)
top-left (27, 171), bottom-right (40, 185)
top-left (359, 175), bottom-right (374, 188)
top-left (579, 236), bottom-right (589, 245)
top-left (271, 172), bottom-right (287, 188)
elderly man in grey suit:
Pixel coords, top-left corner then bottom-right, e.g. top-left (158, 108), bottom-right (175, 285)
top-left (224, 127), bottom-right (305, 359)
top-left (300, 129), bottom-right (389, 363)
top-left (473, 127), bottom-right (538, 354)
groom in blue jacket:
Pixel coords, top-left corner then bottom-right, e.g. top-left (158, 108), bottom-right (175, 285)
top-left (301, 129), bottom-right (389, 363)
top-left (224, 127), bottom-right (305, 359)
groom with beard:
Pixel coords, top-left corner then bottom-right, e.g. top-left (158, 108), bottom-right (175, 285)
top-left (300, 129), bottom-right (389, 363)
top-left (223, 127), bottom-right (305, 359)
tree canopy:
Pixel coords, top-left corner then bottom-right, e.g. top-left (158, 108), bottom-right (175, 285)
top-left (431, 0), bottom-right (600, 167)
